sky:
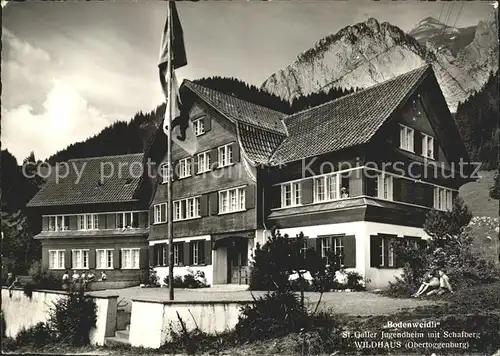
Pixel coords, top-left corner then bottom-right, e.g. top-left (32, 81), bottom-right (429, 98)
top-left (1, 0), bottom-right (496, 163)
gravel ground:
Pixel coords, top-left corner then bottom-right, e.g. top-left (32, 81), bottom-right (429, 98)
top-left (90, 286), bottom-right (436, 315)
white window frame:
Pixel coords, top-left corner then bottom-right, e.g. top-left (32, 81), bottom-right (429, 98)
top-left (160, 163), bottom-right (170, 183)
top-left (173, 244), bottom-right (180, 266)
top-left (219, 186), bottom-right (246, 214)
top-left (77, 214), bottom-right (99, 230)
top-left (377, 173), bottom-right (393, 201)
top-left (281, 182), bottom-right (301, 207)
top-left (422, 133), bottom-right (435, 159)
top-left (433, 187), bottom-right (453, 211)
top-left (72, 249), bottom-right (89, 269)
top-left (178, 158), bottom-right (192, 178)
top-left (173, 197), bottom-right (201, 221)
top-left (321, 238), bottom-right (332, 265)
top-left (116, 211), bottom-right (140, 228)
top-left (399, 124), bottom-right (414, 153)
top-left (193, 117), bottom-right (205, 136)
top-left (47, 215), bottom-right (68, 231)
top-left (154, 203), bottom-right (167, 224)
top-left (48, 250), bottom-right (65, 270)
top-left (388, 241), bottom-right (395, 267)
top-left (314, 174), bottom-right (340, 203)
top-left (96, 249), bottom-right (114, 270)
top-left (121, 248), bottom-right (140, 269)
top-left (380, 238), bottom-right (385, 267)
top-left (218, 144), bottom-right (233, 167)
top-left (192, 242), bottom-right (200, 265)
top-left (197, 151), bottom-right (211, 174)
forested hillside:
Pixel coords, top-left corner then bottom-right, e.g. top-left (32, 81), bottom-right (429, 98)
top-left (454, 71), bottom-right (499, 170)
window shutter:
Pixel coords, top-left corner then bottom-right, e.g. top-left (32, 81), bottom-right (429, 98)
top-left (245, 185), bottom-right (255, 209)
top-left (89, 249), bottom-right (96, 269)
top-left (204, 240), bottom-right (212, 265)
top-left (172, 160), bottom-right (179, 180)
top-left (68, 216), bottom-right (77, 230)
top-left (370, 235), bottom-right (382, 267)
top-left (392, 178), bottom-right (402, 201)
top-left (192, 155), bottom-right (198, 175)
top-left (203, 115), bottom-right (211, 132)
top-left (301, 178), bottom-right (314, 204)
top-left (306, 237), bottom-right (316, 251)
top-left (113, 248), bottom-right (121, 269)
top-left (232, 142), bottom-right (240, 163)
top-left (139, 247), bottom-right (148, 269)
top-left (271, 185), bottom-right (281, 209)
top-left (65, 250), bottom-right (72, 269)
top-left (415, 182), bottom-right (426, 206)
top-left (365, 176), bottom-right (377, 197)
top-left (199, 195), bottom-right (209, 217)
top-left (343, 235), bottom-right (356, 268)
top-left (210, 149), bottom-right (218, 170)
top-left (209, 192), bottom-right (218, 215)
top-left (107, 214), bottom-right (116, 229)
top-left (42, 217), bottom-right (48, 231)
top-left (150, 207), bottom-right (155, 225)
top-left (148, 246), bottom-right (154, 267)
top-left (316, 238), bottom-right (323, 262)
top-left (414, 131), bottom-right (422, 156)
top-left (184, 242), bottom-right (191, 266)
top-left (433, 138), bottom-right (439, 160)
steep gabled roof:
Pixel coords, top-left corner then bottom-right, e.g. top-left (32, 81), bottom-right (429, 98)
top-left (183, 80), bottom-right (288, 135)
top-left (27, 153), bottom-right (145, 207)
top-left (269, 65), bottom-right (432, 164)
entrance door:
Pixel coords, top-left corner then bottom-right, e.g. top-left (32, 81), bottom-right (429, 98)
top-left (228, 242), bottom-right (248, 284)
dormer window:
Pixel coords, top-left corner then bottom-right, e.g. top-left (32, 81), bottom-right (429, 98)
top-left (193, 118), bottom-right (205, 136)
top-left (422, 133), bottom-right (435, 159)
top-left (399, 124), bottom-right (414, 153)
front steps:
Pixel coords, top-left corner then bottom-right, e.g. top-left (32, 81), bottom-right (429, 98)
top-left (104, 324), bottom-right (130, 346)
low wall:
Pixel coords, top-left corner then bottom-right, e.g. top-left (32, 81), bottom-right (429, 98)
top-left (129, 298), bottom-right (253, 348)
top-left (1, 287), bottom-right (118, 346)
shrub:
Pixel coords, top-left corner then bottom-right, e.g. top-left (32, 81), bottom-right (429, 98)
top-left (163, 269), bottom-right (208, 289)
top-left (47, 291), bottom-right (97, 345)
top-left (344, 270), bottom-right (366, 291)
top-left (15, 322), bottom-right (54, 346)
top-left (234, 291), bottom-right (309, 341)
top-left (28, 261), bottom-right (60, 290)
top-left (1, 336), bottom-right (17, 351)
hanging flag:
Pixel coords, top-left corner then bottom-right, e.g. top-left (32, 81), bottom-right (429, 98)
top-left (159, 1), bottom-right (197, 156)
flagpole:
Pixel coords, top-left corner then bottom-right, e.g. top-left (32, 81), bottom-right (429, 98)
top-left (166, 0), bottom-right (175, 301)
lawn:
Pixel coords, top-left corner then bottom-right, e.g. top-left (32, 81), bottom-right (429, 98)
top-left (460, 170), bottom-right (498, 218)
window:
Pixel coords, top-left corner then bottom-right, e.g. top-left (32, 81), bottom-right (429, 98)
top-left (72, 249), bottom-right (89, 269)
top-left (380, 238), bottom-right (385, 267)
top-left (219, 187), bottom-right (245, 214)
top-left (191, 240), bottom-right (205, 265)
top-left (377, 173), bottom-right (393, 200)
top-left (388, 241), bottom-right (395, 267)
top-left (433, 187), bottom-right (453, 211)
top-left (218, 144), bottom-right (233, 167)
top-left (173, 197), bottom-right (200, 221)
top-left (193, 118), bottom-right (205, 136)
top-left (281, 182), bottom-right (301, 207)
top-left (121, 248), bottom-right (140, 269)
top-left (154, 244), bottom-right (167, 267)
top-left (197, 151), bottom-right (211, 174)
top-left (77, 214), bottom-right (99, 230)
top-left (173, 243), bottom-right (184, 266)
top-left (160, 163), bottom-right (170, 183)
top-left (48, 215), bottom-right (68, 231)
top-left (178, 158), bottom-right (192, 178)
top-left (116, 212), bottom-right (140, 228)
top-left (399, 124), bottom-right (414, 152)
top-left (422, 133), bottom-right (435, 159)
top-left (48, 250), bottom-right (65, 269)
top-left (96, 249), bottom-right (113, 269)
top-left (154, 204), bottom-right (167, 224)
top-left (314, 174), bottom-right (340, 203)
top-left (321, 238), bottom-right (331, 265)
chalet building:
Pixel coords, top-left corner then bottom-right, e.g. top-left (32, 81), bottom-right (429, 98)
top-left (148, 64), bottom-right (472, 289)
top-left (29, 65), bottom-right (472, 290)
top-left (27, 154), bottom-right (153, 286)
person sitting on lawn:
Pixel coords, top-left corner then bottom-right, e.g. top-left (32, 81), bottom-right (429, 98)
top-left (412, 271), bottom-right (440, 297)
top-left (99, 271), bottom-right (107, 282)
top-left (427, 268), bottom-right (453, 296)
top-left (8, 276), bottom-right (21, 298)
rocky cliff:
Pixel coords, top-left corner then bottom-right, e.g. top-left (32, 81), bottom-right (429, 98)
top-left (261, 17), bottom-right (498, 112)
